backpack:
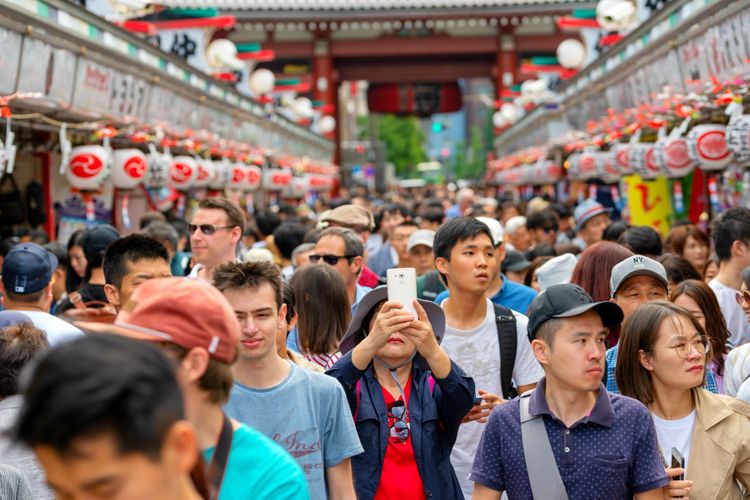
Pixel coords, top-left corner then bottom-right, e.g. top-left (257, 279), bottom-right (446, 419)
top-left (421, 271), bottom-right (443, 301)
top-left (492, 303), bottom-right (518, 400)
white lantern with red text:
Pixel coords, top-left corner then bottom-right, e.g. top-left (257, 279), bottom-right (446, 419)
top-left (169, 156), bottom-right (198, 191)
top-left (283, 176), bottom-right (308, 198)
top-left (654, 136), bottom-right (695, 178)
top-left (308, 175), bottom-right (333, 192)
top-left (66, 146), bottom-right (110, 191)
top-left (264, 169), bottom-right (293, 191)
top-left (193, 159), bottom-right (215, 188)
top-left (610, 143), bottom-right (633, 175)
top-left (629, 143), bottom-right (663, 180)
top-left (246, 165), bottom-right (262, 191)
top-left (687, 124), bottom-right (735, 171)
top-left (111, 149), bottom-right (147, 189)
top-left (578, 151), bottom-right (598, 181)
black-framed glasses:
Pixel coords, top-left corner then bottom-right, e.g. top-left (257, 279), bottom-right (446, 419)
top-left (387, 400), bottom-right (410, 444)
top-left (309, 254), bottom-right (356, 265)
top-left (735, 290), bottom-right (750, 306)
top-left (669, 334), bottom-right (711, 360)
top-left (188, 224), bottom-right (235, 236)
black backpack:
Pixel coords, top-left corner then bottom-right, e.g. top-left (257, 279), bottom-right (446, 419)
top-left (421, 270), bottom-right (443, 300)
top-left (492, 303), bottom-right (519, 400)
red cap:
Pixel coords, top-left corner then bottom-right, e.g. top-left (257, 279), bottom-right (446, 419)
top-left (79, 277), bottom-right (240, 364)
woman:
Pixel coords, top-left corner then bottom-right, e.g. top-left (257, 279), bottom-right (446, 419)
top-left (524, 256), bottom-right (552, 292)
top-left (616, 302), bottom-right (750, 499)
top-left (657, 254), bottom-right (702, 289)
top-left (670, 280), bottom-right (730, 393)
top-left (327, 286), bottom-right (474, 500)
top-left (666, 225), bottom-right (710, 274)
top-left (725, 267), bottom-right (750, 404)
top-left (65, 229), bottom-right (86, 294)
top-left (289, 264), bottom-right (351, 369)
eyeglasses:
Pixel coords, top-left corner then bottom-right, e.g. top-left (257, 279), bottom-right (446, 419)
top-left (387, 400), bottom-right (410, 444)
top-left (188, 224), bottom-right (235, 236)
top-left (669, 334), bottom-right (711, 360)
top-left (309, 254), bottom-right (356, 265)
top-left (735, 290), bottom-right (750, 306)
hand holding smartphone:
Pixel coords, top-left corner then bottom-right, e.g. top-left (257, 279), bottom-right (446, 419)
top-left (671, 448), bottom-right (685, 481)
top-left (387, 268), bottom-right (417, 318)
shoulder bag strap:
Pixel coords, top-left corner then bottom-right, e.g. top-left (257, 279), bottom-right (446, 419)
top-left (520, 395), bottom-right (569, 500)
top-left (493, 304), bottom-right (518, 399)
top-left (207, 413), bottom-right (234, 500)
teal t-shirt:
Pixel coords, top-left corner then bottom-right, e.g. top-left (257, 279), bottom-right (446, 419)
top-left (203, 423), bottom-right (309, 500)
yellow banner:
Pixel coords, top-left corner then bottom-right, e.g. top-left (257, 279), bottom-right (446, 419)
top-left (624, 174), bottom-right (672, 236)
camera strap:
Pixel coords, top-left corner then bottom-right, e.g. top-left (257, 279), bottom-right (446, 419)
top-left (207, 413), bottom-right (234, 500)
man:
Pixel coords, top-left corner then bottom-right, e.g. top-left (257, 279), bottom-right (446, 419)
top-left (12, 335), bottom-right (206, 500)
top-left (0, 243), bottom-right (84, 344)
top-left (526, 209), bottom-right (559, 249)
top-left (709, 207), bottom-right (750, 346)
top-left (551, 203), bottom-right (575, 245)
top-left (85, 277), bottom-right (308, 500)
top-left (434, 217), bottom-right (538, 314)
top-left (102, 234), bottom-right (172, 312)
top-left (188, 197), bottom-right (244, 282)
top-left (572, 199), bottom-right (612, 250)
top-left (471, 284), bottom-right (669, 499)
top-left (320, 204), bottom-right (380, 288)
top-left (214, 261), bottom-right (363, 500)
top-left (502, 250), bottom-right (531, 285)
top-left (433, 217), bottom-right (543, 498)
top-left (141, 220), bottom-right (191, 277)
top-left (504, 216), bottom-right (532, 253)
top-left (313, 227), bottom-right (369, 311)
top-left (408, 229), bottom-right (436, 277)
top-left (291, 243), bottom-right (316, 271)
top-left (368, 221), bottom-right (419, 277)
top-left (273, 222), bottom-right (306, 280)
top-left (446, 188), bottom-right (475, 218)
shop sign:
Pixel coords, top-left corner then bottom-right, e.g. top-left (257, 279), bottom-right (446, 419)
top-left (16, 38), bottom-right (76, 106)
top-left (625, 174), bottom-right (672, 236)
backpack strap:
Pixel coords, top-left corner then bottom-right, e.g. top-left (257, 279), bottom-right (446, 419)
top-left (493, 303), bottom-right (518, 400)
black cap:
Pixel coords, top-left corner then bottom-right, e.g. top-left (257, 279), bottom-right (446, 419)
top-left (502, 250), bottom-right (532, 273)
top-left (527, 283), bottom-right (623, 340)
top-left (82, 224), bottom-right (120, 264)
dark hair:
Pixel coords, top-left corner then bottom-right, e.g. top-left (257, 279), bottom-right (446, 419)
top-left (254, 210), bottom-right (281, 238)
top-left (525, 256), bottom-right (553, 288)
top-left (665, 225), bottom-right (710, 256)
top-left (318, 227), bottom-right (365, 258)
top-left (602, 221), bottom-right (631, 242)
top-left (44, 242), bottom-right (67, 269)
top-left (13, 335), bottom-right (184, 459)
top-left (712, 207), bottom-right (750, 262)
top-left (65, 230), bottom-right (86, 293)
top-left (528, 244), bottom-right (557, 259)
top-left (30, 229), bottom-right (50, 245)
top-left (433, 217), bottom-right (493, 285)
top-left (570, 241), bottom-right (634, 302)
top-left (282, 282), bottom-right (295, 325)
top-left (197, 198), bottom-right (246, 233)
top-left (5, 289), bottom-right (46, 305)
top-left (616, 302), bottom-right (707, 405)
top-left (669, 279), bottom-right (730, 376)
top-left (656, 254), bottom-right (702, 286)
top-left (141, 221), bottom-right (179, 253)
top-left (160, 343), bottom-right (233, 405)
top-left (273, 222), bottom-right (307, 260)
top-left (395, 220), bottom-right (420, 231)
top-left (213, 261), bottom-right (283, 310)
top-left (550, 203), bottom-right (572, 219)
top-left (0, 323), bottom-right (48, 398)
top-left (139, 211), bottom-right (168, 230)
top-left (289, 264), bottom-right (351, 355)
top-left (103, 234), bottom-right (170, 289)
top-left (526, 209), bottom-right (559, 232)
top-left (421, 206), bottom-right (445, 226)
top-left (619, 226), bottom-right (663, 257)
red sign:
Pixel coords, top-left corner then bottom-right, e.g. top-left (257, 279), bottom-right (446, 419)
top-left (70, 153), bottom-right (104, 178)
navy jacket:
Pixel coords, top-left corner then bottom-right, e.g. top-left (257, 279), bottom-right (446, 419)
top-left (327, 351), bottom-right (475, 500)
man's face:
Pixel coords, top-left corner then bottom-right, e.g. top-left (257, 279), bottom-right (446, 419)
top-left (34, 428), bottom-right (195, 500)
top-left (223, 283), bottom-right (283, 363)
top-left (314, 235), bottom-right (360, 286)
top-left (294, 248), bottom-right (315, 269)
top-left (436, 234), bottom-right (495, 295)
top-left (510, 226), bottom-right (532, 252)
top-left (391, 225), bottom-right (418, 262)
top-left (534, 310), bottom-right (607, 392)
top-left (380, 211), bottom-right (404, 236)
top-left (189, 209), bottom-right (239, 267)
top-left (106, 259), bottom-right (172, 311)
top-left (409, 245), bottom-right (434, 276)
top-left (51, 268), bottom-right (67, 301)
top-left (532, 227), bottom-right (557, 247)
top-left (578, 213), bottom-right (611, 246)
top-left (612, 275), bottom-right (668, 322)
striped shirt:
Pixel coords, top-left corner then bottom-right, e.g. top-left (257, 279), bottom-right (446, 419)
top-left (305, 351), bottom-right (342, 370)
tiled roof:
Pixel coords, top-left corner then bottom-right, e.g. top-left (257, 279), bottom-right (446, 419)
top-left (158, 0), bottom-right (588, 10)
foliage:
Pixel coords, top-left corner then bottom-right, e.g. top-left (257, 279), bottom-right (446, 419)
top-left (375, 114), bottom-right (428, 178)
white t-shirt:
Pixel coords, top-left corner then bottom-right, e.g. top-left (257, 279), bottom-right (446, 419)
top-left (440, 298), bottom-right (544, 498)
top-left (652, 410), bottom-right (696, 473)
top-left (20, 311), bottom-right (84, 346)
top-left (709, 279), bottom-right (750, 347)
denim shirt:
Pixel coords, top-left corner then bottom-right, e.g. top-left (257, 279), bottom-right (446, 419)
top-left (327, 351), bottom-right (475, 500)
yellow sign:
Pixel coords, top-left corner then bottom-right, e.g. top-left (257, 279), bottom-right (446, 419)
top-left (624, 174), bottom-right (672, 236)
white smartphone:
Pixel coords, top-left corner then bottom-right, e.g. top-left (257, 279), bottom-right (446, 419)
top-left (387, 268), bottom-right (418, 317)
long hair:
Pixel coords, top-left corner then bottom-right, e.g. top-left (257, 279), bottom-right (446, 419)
top-left (670, 279), bottom-right (729, 376)
top-left (65, 229), bottom-right (86, 293)
top-left (290, 265), bottom-right (351, 355)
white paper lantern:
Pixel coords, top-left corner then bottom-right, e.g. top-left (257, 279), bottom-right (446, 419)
top-left (205, 39), bottom-right (244, 71)
top-left (628, 143), bottom-right (663, 180)
top-left (308, 174), bottom-right (333, 192)
top-left (596, 0), bottom-right (637, 33)
top-left (294, 97), bottom-right (314, 119)
top-left (169, 156), bottom-right (198, 191)
top-left (246, 165), bottom-right (262, 191)
top-left (208, 159), bottom-right (230, 190)
top-left (228, 163), bottom-right (247, 190)
top-left (66, 145), bottom-right (110, 191)
top-left (556, 39), bottom-right (586, 69)
top-left (249, 69), bottom-right (276, 95)
top-left (578, 151), bottom-right (598, 180)
top-left (145, 149), bottom-right (171, 189)
top-left (194, 159), bottom-right (215, 188)
top-left (687, 124), bottom-right (734, 171)
top-left (726, 115), bottom-right (750, 165)
top-left (318, 116), bottom-right (336, 134)
top-left (263, 168), bottom-right (293, 191)
top-left (283, 176), bottom-right (307, 198)
top-left (609, 143), bottom-right (633, 175)
top-left (111, 149), bottom-right (147, 189)
top-left (492, 111), bottom-right (508, 128)
top-left (500, 103), bottom-right (521, 123)
top-left (654, 136), bottom-right (695, 178)
top-left (595, 152), bottom-right (620, 184)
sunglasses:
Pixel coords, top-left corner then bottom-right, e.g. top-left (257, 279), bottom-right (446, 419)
top-left (736, 290), bottom-right (750, 306)
top-left (309, 254), bottom-right (357, 265)
top-left (387, 400), bottom-right (410, 444)
top-left (188, 224), bottom-right (235, 236)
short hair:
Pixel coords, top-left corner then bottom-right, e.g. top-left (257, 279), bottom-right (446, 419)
top-left (394, 220), bottom-right (420, 231)
top-left (528, 244), bottom-right (557, 260)
top-left (5, 289), bottom-right (46, 305)
top-left (0, 323), bottom-right (48, 398)
top-left (526, 209), bottom-right (559, 232)
top-left (534, 318), bottom-right (562, 349)
top-left (160, 343), bottom-right (233, 405)
top-left (197, 198), bottom-right (246, 233)
top-left (602, 221), bottom-right (631, 242)
top-left (711, 207), bottom-right (750, 262)
top-left (273, 222), bottom-right (307, 260)
top-left (619, 226), bottom-right (663, 257)
top-left (656, 254), bottom-right (702, 285)
top-left (13, 335), bottom-right (184, 459)
top-left (504, 216), bottom-right (527, 236)
top-left (213, 261), bottom-right (283, 310)
top-left (141, 221), bottom-right (179, 252)
top-left (421, 206), bottom-right (445, 226)
top-left (139, 211), bottom-right (167, 230)
top-left (433, 217), bottom-right (493, 285)
top-left (103, 235), bottom-right (170, 289)
top-left (665, 225), bottom-right (710, 255)
top-left (254, 210), bottom-right (281, 238)
top-left (616, 302), bottom-right (707, 405)
top-left (282, 282), bottom-right (295, 325)
top-left (291, 243), bottom-right (315, 268)
top-left (318, 227), bottom-right (364, 258)
top-left (44, 242), bottom-right (68, 269)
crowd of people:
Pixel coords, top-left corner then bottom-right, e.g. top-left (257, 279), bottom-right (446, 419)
top-left (0, 184), bottom-right (749, 499)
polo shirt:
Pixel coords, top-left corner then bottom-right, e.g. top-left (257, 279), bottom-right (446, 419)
top-left (433, 274), bottom-right (537, 314)
top-left (470, 377), bottom-right (668, 499)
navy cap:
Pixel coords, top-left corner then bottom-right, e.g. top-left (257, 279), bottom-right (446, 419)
top-left (82, 224), bottom-right (120, 263)
top-left (2, 243), bottom-right (58, 294)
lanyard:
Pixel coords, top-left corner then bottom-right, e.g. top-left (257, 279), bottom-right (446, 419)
top-left (207, 413), bottom-right (234, 500)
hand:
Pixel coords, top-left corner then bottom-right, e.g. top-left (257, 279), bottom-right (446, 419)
top-left (399, 300), bottom-right (441, 360)
top-left (362, 301), bottom-right (416, 353)
top-left (663, 468), bottom-right (692, 499)
top-left (462, 390), bottom-right (505, 424)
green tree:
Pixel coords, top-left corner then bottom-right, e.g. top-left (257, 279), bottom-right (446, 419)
top-left (376, 114), bottom-right (428, 178)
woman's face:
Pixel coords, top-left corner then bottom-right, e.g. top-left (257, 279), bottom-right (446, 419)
top-left (736, 284), bottom-right (750, 323)
top-left (683, 236), bottom-right (708, 271)
top-left (69, 245), bottom-right (87, 278)
top-left (672, 293), bottom-right (705, 330)
top-left (640, 314), bottom-right (706, 392)
top-left (368, 302), bottom-right (417, 364)
top-left (703, 261), bottom-right (719, 283)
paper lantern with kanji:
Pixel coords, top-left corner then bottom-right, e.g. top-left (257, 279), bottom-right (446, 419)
top-left (145, 150), bottom-right (171, 189)
top-left (727, 115), bottom-right (750, 166)
top-left (111, 149), bottom-right (148, 189)
top-left (629, 143), bottom-right (663, 180)
top-left (208, 160), bottom-right (229, 190)
top-left (246, 165), bottom-right (262, 191)
top-left (66, 145), bottom-right (110, 191)
top-left (595, 152), bottom-right (620, 184)
top-left (169, 156), bottom-right (198, 191)
top-left (307, 175), bottom-right (334, 192)
top-left (263, 169), bottom-right (293, 191)
top-left (193, 159), bottom-right (215, 188)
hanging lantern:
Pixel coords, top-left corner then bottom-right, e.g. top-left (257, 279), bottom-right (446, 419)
top-left (596, 152), bottom-right (620, 184)
top-left (609, 143), bottom-right (633, 175)
top-left (246, 165), bottom-right (262, 191)
top-left (249, 68), bottom-right (276, 95)
top-left (686, 124), bottom-right (734, 171)
top-left (567, 153), bottom-right (581, 180)
top-left (293, 97), bottom-right (314, 119)
top-left (228, 163), bottom-right (247, 190)
top-left (578, 150), bottom-right (598, 180)
top-left (145, 146), bottom-right (171, 189)
top-left (556, 39), bottom-right (586, 69)
top-left (596, 0), bottom-right (638, 33)
top-left (169, 156), bottom-right (198, 191)
top-left (194, 159), bottom-right (215, 188)
top-left (208, 159), bottom-right (230, 191)
top-left (318, 116), bottom-right (336, 134)
top-left (726, 115), bottom-right (750, 166)
top-left (263, 168), bottom-right (293, 191)
top-left (492, 111), bottom-right (508, 129)
top-left (654, 136), bottom-right (695, 178)
top-left (111, 149), bottom-right (148, 189)
top-left (283, 176), bottom-right (308, 198)
top-left (66, 145), bottom-right (110, 191)
top-left (205, 39), bottom-right (244, 71)
top-left (628, 143), bottom-right (663, 180)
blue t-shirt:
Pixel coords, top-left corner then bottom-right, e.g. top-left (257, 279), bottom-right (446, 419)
top-left (434, 274), bottom-right (537, 314)
top-left (202, 424), bottom-right (308, 500)
top-left (224, 362), bottom-right (363, 500)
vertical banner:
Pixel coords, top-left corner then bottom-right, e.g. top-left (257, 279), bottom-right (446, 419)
top-left (625, 174), bottom-right (672, 236)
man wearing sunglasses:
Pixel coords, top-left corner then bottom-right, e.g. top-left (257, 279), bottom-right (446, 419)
top-left (187, 198), bottom-right (245, 283)
top-left (312, 227), bottom-right (369, 312)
